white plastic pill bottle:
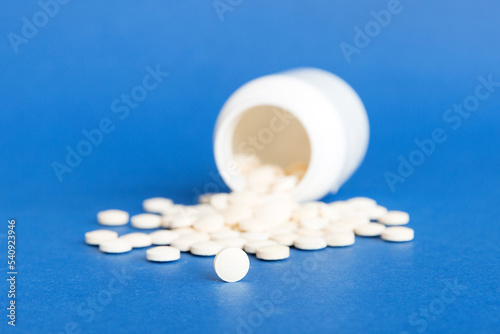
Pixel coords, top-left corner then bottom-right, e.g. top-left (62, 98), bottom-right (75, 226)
top-left (213, 68), bottom-right (369, 202)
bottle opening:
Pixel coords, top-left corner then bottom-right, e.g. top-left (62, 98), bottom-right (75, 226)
top-left (231, 105), bottom-right (311, 181)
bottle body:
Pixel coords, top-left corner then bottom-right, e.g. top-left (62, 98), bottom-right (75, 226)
top-left (213, 68), bottom-right (369, 202)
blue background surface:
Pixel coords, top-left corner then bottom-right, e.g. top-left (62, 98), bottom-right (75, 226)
top-left (1, 1), bottom-right (499, 333)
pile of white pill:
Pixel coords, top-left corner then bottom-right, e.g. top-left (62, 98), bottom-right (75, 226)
top-left (85, 158), bottom-right (415, 282)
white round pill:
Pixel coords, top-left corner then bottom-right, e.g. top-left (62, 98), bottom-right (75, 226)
top-left (171, 234), bottom-right (210, 252)
top-left (256, 245), bottom-right (290, 261)
top-left (190, 241), bottom-right (224, 256)
top-left (319, 204), bottom-right (341, 221)
top-left (297, 228), bottom-right (324, 237)
top-left (293, 205), bottom-right (319, 221)
top-left (222, 204), bottom-right (253, 226)
top-left (142, 197), bottom-right (173, 213)
top-left (149, 230), bottom-right (180, 245)
top-left (364, 205), bottom-right (388, 220)
top-left (381, 226), bottom-right (414, 242)
top-left (254, 199), bottom-right (292, 228)
top-left (269, 222), bottom-right (298, 235)
top-left (193, 213), bottom-right (225, 233)
top-left (272, 175), bottom-right (299, 193)
top-left (99, 239), bottom-right (132, 254)
top-left (210, 193), bottom-right (230, 211)
top-left (270, 233), bottom-right (298, 246)
top-left (323, 222), bottom-right (353, 234)
top-left (354, 223), bottom-right (386, 237)
top-left (347, 197), bottom-right (377, 209)
top-left (247, 165), bottom-right (279, 187)
top-left (97, 209), bottom-right (129, 226)
top-left (214, 247), bottom-right (250, 283)
top-left (210, 229), bottom-right (241, 241)
top-left (169, 209), bottom-right (198, 228)
top-left (146, 246), bottom-right (180, 262)
top-left (241, 232), bottom-right (269, 242)
top-left (243, 240), bottom-right (278, 254)
top-left (85, 229), bottom-right (118, 245)
top-left (119, 233), bottom-right (152, 248)
top-left (172, 227), bottom-right (196, 236)
top-left (325, 232), bottom-right (355, 247)
top-left (130, 213), bottom-right (162, 229)
top-left (218, 237), bottom-right (247, 249)
top-left (378, 211), bottom-right (410, 225)
top-left (229, 190), bottom-right (261, 207)
top-left (294, 236), bottom-right (327, 250)
top-left (238, 218), bottom-right (269, 232)
top-left (341, 217), bottom-right (371, 228)
top-left (300, 217), bottom-right (329, 230)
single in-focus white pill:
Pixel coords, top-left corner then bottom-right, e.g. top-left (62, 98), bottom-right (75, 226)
top-left (243, 240), bottom-right (277, 254)
top-left (381, 226), bottom-right (414, 242)
top-left (97, 209), bottom-right (129, 226)
top-left (146, 246), bottom-right (180, 262)
top-left (119, 233), bottom-right (152, 248)
top-left (149, 230), bottom-right (180, 245)
top-left (142, 197), bottom-right (174, 213)
top-left (130, 213), bottom-right (162, 229)
top-left (354, 223), bottom-right (387, 237)
top-left (190, 241), bottom-right (224, 256)
top-left (214, 247), bottom-right (250, 283)
top-left (193, 213), bottom-right (225, 233)
top-left (325, 232), bottom-right (355, 247)
top-left (256, 244), bottom-right (290, 261)
top-left (294, 236), bottom-right (327, 250)
top-left (99, 239), bottom-right (132, 254)
top-left (85, 229), bottom-right (118, 245)
top-left (378, 211), bottom-right (410, 225)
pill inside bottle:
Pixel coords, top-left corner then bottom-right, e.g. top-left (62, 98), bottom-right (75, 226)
top-left (214, 68), bottom-right (370, 202)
